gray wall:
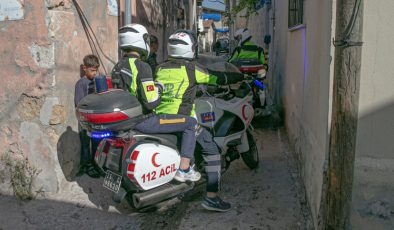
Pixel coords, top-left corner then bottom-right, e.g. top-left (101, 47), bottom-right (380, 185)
top-left (245, 0), bottom-right (335, 227)
top-left (237, 0), bottom-right (394, 228)
top-left (351, 0), bottom-right (394, 228)
top-left (283, 1), bottom-right (334, 225)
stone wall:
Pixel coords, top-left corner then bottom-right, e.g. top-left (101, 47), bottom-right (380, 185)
top-left (0, 0), bottom-right (188, 198)
top-left (0, 0), bottom-right (118, 196)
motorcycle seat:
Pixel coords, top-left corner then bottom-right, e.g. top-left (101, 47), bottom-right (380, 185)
top-left (133, 133), bottom-right (178, 150)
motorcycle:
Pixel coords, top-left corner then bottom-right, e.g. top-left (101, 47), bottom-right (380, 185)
top-left (75, 63), bottom-right (259, 210)
top-left (230, 59), bottom-right (269, 117)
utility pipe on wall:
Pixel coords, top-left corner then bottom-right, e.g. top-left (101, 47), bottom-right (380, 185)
top-left (125, 0), bottom-right (131, 24)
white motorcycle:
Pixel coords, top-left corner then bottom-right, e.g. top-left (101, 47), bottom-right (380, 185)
top-left (76, 63), bottom-right (259, 210)
top-left (230, 59), bottom-right (270, 117)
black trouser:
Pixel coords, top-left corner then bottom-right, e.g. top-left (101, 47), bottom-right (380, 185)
top-left (79, 125), bottom-right (100, 166)
top-left (197, 128), bottom-right (221, 193)
top-left (135, 114), bottom-right (197, 160)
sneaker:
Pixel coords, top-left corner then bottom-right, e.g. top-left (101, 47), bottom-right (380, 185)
top-left (76, 165), bottom-right (87, 177)
top-left (201, 196), bottom-right (231, 212)
top-left (84, 163), bottom-right (101, 178)
top-left (173, 166), bottom-right (201, 182)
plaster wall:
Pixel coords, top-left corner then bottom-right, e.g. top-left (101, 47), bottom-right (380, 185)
top-left (282, 1), bottom-right (334, 226)
top-left (245, 0), bottom-right (335, 227)
top-left (352, 0), bottom-right (394, 228)
top-left (0, 0), bottom-right (188, 197)
top-left (0, 0), bottom-right (118, 196)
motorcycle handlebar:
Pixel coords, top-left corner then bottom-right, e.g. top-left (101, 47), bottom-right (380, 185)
top-left (198, 85), bottom-right (231, 98)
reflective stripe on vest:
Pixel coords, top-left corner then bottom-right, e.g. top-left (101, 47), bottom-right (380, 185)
top-left (128, 58), bottom-right (139, 96)
top-left (154, 66), bottom-right (192, 115)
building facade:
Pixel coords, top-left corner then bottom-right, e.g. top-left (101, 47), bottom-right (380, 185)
top-left (241, 0), bottom-right (394, 228)
top-left (0, 0), bottom-right (188, 197)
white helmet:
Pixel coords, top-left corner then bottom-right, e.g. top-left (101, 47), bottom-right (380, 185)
top-left (234, 28), bottom-right (252, 46)
top-left (168, 30), bottom-right (197, 60)
top-left (119, 24), bottom-right (150, 57)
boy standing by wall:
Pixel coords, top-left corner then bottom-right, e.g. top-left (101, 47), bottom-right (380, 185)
top-left (74, 54), bottom-right (100, 178)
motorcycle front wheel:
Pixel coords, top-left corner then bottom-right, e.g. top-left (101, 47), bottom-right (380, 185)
top-left (241, 130), bottom-right (260, 169)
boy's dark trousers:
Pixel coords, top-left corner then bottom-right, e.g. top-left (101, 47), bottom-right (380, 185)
top-left (79, 126), bottom-right (99, 166)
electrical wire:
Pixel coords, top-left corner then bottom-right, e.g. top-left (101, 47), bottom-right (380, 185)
top-left (333, 0), bottom-right (363, 48)
top-left (73, 1), bottom-right (116, 66)
top-left (72, 0), bottom-right (107, 74)
top-left (72, 0), bottom-right (117, 75)
top-left (72, 1), bottom-right (102, 63)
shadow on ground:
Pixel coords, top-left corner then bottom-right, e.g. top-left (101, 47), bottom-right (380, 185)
top-left (0, 193), bottom-right (139, 229)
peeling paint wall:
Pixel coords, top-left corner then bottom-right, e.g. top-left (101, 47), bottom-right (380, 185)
top-left (0, 0), bottom-right (118, 196)
top-left (0, 0), bottom-right (188, 198)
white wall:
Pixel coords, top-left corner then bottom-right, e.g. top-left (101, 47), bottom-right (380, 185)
top-left (352, 1), bottom-right (394, 228)
top-left (283, 0), bottom-right (334, 223)
top-left (236, 0), bottom-right (394, 228)
top-left (245, 0), bottom-right (335, 227)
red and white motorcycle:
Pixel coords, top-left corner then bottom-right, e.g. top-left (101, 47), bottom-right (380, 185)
top-left (76, 64), bottom-right (259, 210)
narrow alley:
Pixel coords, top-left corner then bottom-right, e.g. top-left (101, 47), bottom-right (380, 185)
top-left (1, 0), bottom-right (393, 230)
top-left (0, 126), bottom-right (312, 230)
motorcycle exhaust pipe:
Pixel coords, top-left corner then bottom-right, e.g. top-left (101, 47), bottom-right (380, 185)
top-left (132, 182), bottom-right (193, 209)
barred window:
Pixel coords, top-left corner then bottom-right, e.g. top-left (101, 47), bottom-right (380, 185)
top-left (288, 0), bottom-right (304, 28)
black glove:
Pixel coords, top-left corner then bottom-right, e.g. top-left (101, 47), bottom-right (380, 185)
top-left (209, 69), bottom-right (244, 85)
top-left (225, 72), bottom-right (244, 84)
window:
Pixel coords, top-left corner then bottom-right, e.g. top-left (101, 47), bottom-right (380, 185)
top-left (288, 0), bottom-right (304, 28)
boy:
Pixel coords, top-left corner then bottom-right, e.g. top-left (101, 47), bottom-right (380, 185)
top-left (74, 54), bottom-right (100, 178)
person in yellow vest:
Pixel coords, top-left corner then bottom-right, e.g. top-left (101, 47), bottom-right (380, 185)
top-left (111, 24), bottom-right (200, 183)
top-left (229, 28), bottom-right (267, 70)
top-left (135, 30), bottom-right (244, 211)
top-left (111, 24), bottom-right (201, 178)
top-left (111, 24), bottom-right (161, 113)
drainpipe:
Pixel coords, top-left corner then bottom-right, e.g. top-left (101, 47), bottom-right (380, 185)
top-left (323, 0), bottom-right (364, 229)
top-left (125, 0), bottom-right (131, 24)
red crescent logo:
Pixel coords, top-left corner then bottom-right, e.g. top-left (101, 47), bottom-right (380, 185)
top-left (151, 152), bottom-right (161, 167)
top-left (242, 104), bottom-right (249, 121)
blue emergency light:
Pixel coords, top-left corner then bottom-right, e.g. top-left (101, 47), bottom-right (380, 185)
top-left (253, 79), bottom-right (266, 90)
top-left (91, 131), bottom-right (113, 139)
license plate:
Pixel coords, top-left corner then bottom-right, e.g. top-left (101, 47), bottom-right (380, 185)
top-left (103, 170), bottom-right (122, 193)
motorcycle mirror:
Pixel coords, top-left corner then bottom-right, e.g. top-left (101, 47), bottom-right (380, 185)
top-left (264, 35), bottom-right (271, 45)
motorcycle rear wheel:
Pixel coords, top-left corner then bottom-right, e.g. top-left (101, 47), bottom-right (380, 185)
top-left (241, 130), bottom-right (260, 169)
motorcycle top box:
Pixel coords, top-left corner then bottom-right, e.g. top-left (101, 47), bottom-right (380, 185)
top-left (230, 59), bottom-right (264, 74)
top-left (76, 89), bottom-right (143, 132)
